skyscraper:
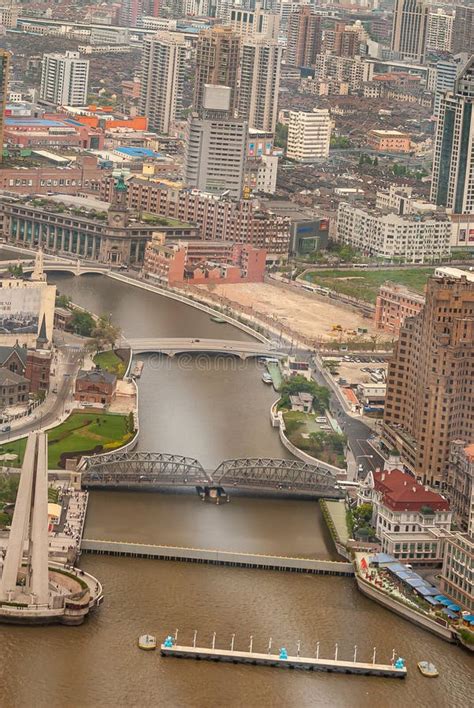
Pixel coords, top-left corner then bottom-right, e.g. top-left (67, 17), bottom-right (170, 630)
top-left (286, 6), bottom-right (322, 68)
top-left (194, 26), bottom-right (240, 114)
top-left (40, 51), bottom-right (89, 107)
top-left (237, 37), bottom-right (282, 133)
top-left (391, 0), bottom-right (429, 64)
top-left (431, 57), bottom-right (474, 216)
top-left (139, 32), bottom-right (186, 134)
top-left (184, 85), bottom-right (248, 199)
top-left (382, 270), bottom-right (474, 487)
top-left (451, 4), bottom-right (474, 55)
top-left (118, 0), bottom-right (143, 26)
top-left (0, 50), bottom-right (10, 163)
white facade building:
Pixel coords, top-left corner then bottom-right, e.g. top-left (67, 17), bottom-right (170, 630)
top-left (286, 109), bottom-right (331, 162)
top-left (139, 32), bottom-right (186, 135)
top-left (336, 200), bottom-right (452, 262)
top-left (40, 51), bottom-right (89, 107)
top-left (426, 8), bottom-right (453, 52)
top-left (391, 0), bottom-right (429, 64)
top-left (358, 468), bottom-right (452, 565)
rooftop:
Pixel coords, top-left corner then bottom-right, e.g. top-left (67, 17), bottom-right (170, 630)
top-left (373, 469), bottom-right (450, 512)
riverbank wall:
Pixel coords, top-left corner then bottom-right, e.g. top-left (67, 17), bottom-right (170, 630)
top-left (355, 572), bottom-right (456, 643)
top-left (270, 400), bottom-right (347, 478)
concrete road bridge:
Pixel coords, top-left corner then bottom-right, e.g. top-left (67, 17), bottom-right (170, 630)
top-left (80, 452), bottom-right (343, 498)
top-left (127, 337), bottom-right (284, 359)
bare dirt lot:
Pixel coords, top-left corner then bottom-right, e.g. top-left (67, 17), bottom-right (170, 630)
top-left (210, 282), bottom-right (380, 343)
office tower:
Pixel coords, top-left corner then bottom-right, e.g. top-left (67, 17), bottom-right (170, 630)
top-left (0, 50), bottom-right (10, 163)
top-left (230, 3), bottom-right (280, 39)
top-left (452, 4), bottom-right (474, 55)
top-left (184, 85), bottom-right (247, 199)
top-left (431, 57), bottom-right (474, 215)
top-left (430, 55), bottom-right (468, 118)
top-left (40, 51), bottom-right (89, 107)
top-left (139, 32), bottom-right (186, 134)
top-left (286, 6), bottom-right (323, 68)
top-left (286, 109), bottom-right (331, 162)
top-left (238, 37), bottom-right (282, 133)
top-left (426, 8), bottom-right (453, 53)
top-left (383, 270), bottom-right (474, 487)
top-left (194, 26), bottom-right (240, 113)
top-left (391, 0), bottom-right (429, 64)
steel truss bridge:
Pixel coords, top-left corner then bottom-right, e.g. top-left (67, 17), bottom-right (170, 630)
top-left (81, 452), bottom-right (343, 498)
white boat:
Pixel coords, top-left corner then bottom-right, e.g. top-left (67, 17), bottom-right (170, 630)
top-left (138, 634), bottom-right (157, 651)
top-left (417, 661), bottom-right (439, 677)
top-left (262, 373), bottom-right (273, 384)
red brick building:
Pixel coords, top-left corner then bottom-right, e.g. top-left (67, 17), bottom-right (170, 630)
top-left (74, 369), bottom-right (117, 406)
top-left (374, 282), bottom-right (425, 335)
top-left (25, 349), bottom-right (52, 395)
top-left (0, 156), bottom-right (105, 196)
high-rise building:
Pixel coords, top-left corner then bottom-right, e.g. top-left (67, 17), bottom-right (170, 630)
top-left (451, 4), bottom-right (474, 55)
top-left (230, 3), bottom-right (279, 39)
top-left (237, 37), bottom-right (282, 133)
top-left (323, 22), bottom-right (361, 57)
top-left (430, 56), bottom-right (466, 119)
top-left (0, 50), bottom-right (10, 163)
top-left (431, 57), bottom-right (474, 216)
top-left (40, 51), bottom-right (89, 107)
top-left (118, 0), bottom-right (143, 26)
top-left (382, 269), bottom-right (474, 487)
top-left (139, 32), bottom-right (186, 134)
top-left (286, 6), bottom-right (322, 68)
top-left (184, 85), bottom-right (248, 199)
top-left (426, 8), bottom-right (453, 53)
top-left (391, 0), bottom-right (429, 64)
top-left (286, 109), bottom-right (331, 162)
top-left (194, 26), bottom-right (240, 114)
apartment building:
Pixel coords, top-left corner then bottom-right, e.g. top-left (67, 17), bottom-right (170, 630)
top-left (286, 110), bottom-right (331, 162)
top-left (40, 51), bottom-right (89, 107)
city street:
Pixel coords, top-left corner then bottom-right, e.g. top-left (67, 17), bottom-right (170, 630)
top-left (0, 344), bottom-right (83, 444)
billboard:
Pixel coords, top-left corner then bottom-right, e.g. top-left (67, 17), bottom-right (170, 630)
top-left (0, 280), bottom-right (56, 346)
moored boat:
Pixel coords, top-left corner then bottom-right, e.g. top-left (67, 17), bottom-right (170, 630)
top-left (417, 661), bottom-right (439, 677)
top-left (262, 372), bottom-right (273, 384)
top-left (138, 634), bottom-right (157, 650)
top-left (210, 316), bottom-right (226, 323)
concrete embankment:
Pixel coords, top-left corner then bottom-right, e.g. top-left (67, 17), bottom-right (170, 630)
top-left (355, 572), bottom-right (456, 643)
top-left (81, 539), bottom-right (354, 575)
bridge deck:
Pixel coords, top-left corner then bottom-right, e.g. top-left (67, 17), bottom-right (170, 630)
top-left (127, 338), bottom-right (282, 357)
top-left (81, 539), bottom-right (354, 575)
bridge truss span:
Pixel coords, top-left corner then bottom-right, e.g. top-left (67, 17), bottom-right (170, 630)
top-left (81, 451), bottom-right (212, 488)
top-left (213, 458), bottom-right (342, 496)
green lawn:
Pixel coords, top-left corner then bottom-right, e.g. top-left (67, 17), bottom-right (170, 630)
top-left (93, 350), bottom-right (126, 378)
top-left (142, 212), bottom-right (193, 229)
top-left (0, 411), bottom-right (132, 469)
top-left (303, 268), bottom-right (435, 304)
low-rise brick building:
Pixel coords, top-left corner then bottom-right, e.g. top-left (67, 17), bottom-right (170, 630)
top-left (74, 369), bottom-right (117, 406)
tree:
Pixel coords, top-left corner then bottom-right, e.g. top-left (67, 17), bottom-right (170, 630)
top-left (279, 375), bottom-right (330, 413)
top-left (274, 122), bottom-right (288, 149)
top-left (8, 264), bottom-right (23, 278)
top-left (55, 294), bottom-right (71, 309)
top-left (68, 311), bottom-right (95, 337)
top-left (90, 315), bottom-right (121, 353)
top-left (353, 503), bottom-right (373, 524)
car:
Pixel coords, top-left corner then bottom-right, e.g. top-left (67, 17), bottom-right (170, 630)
top-left (1, 425), bottom-right (11, 433)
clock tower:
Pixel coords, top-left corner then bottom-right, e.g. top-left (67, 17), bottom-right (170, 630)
top-left (107, 173), bottom-right (129, 228)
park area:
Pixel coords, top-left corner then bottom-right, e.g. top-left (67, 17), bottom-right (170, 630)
top-left (282, 410), bottom-right (345, 468)
top-left (93, 350), bottom-right (126, 378)
top-left (0, 411), bottom-right (133, 469)
top-left (302, 268), bottom-right (435, 304)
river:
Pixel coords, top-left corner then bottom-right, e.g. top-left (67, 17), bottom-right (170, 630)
top-left (1, 272), bottom-right (472, 707)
